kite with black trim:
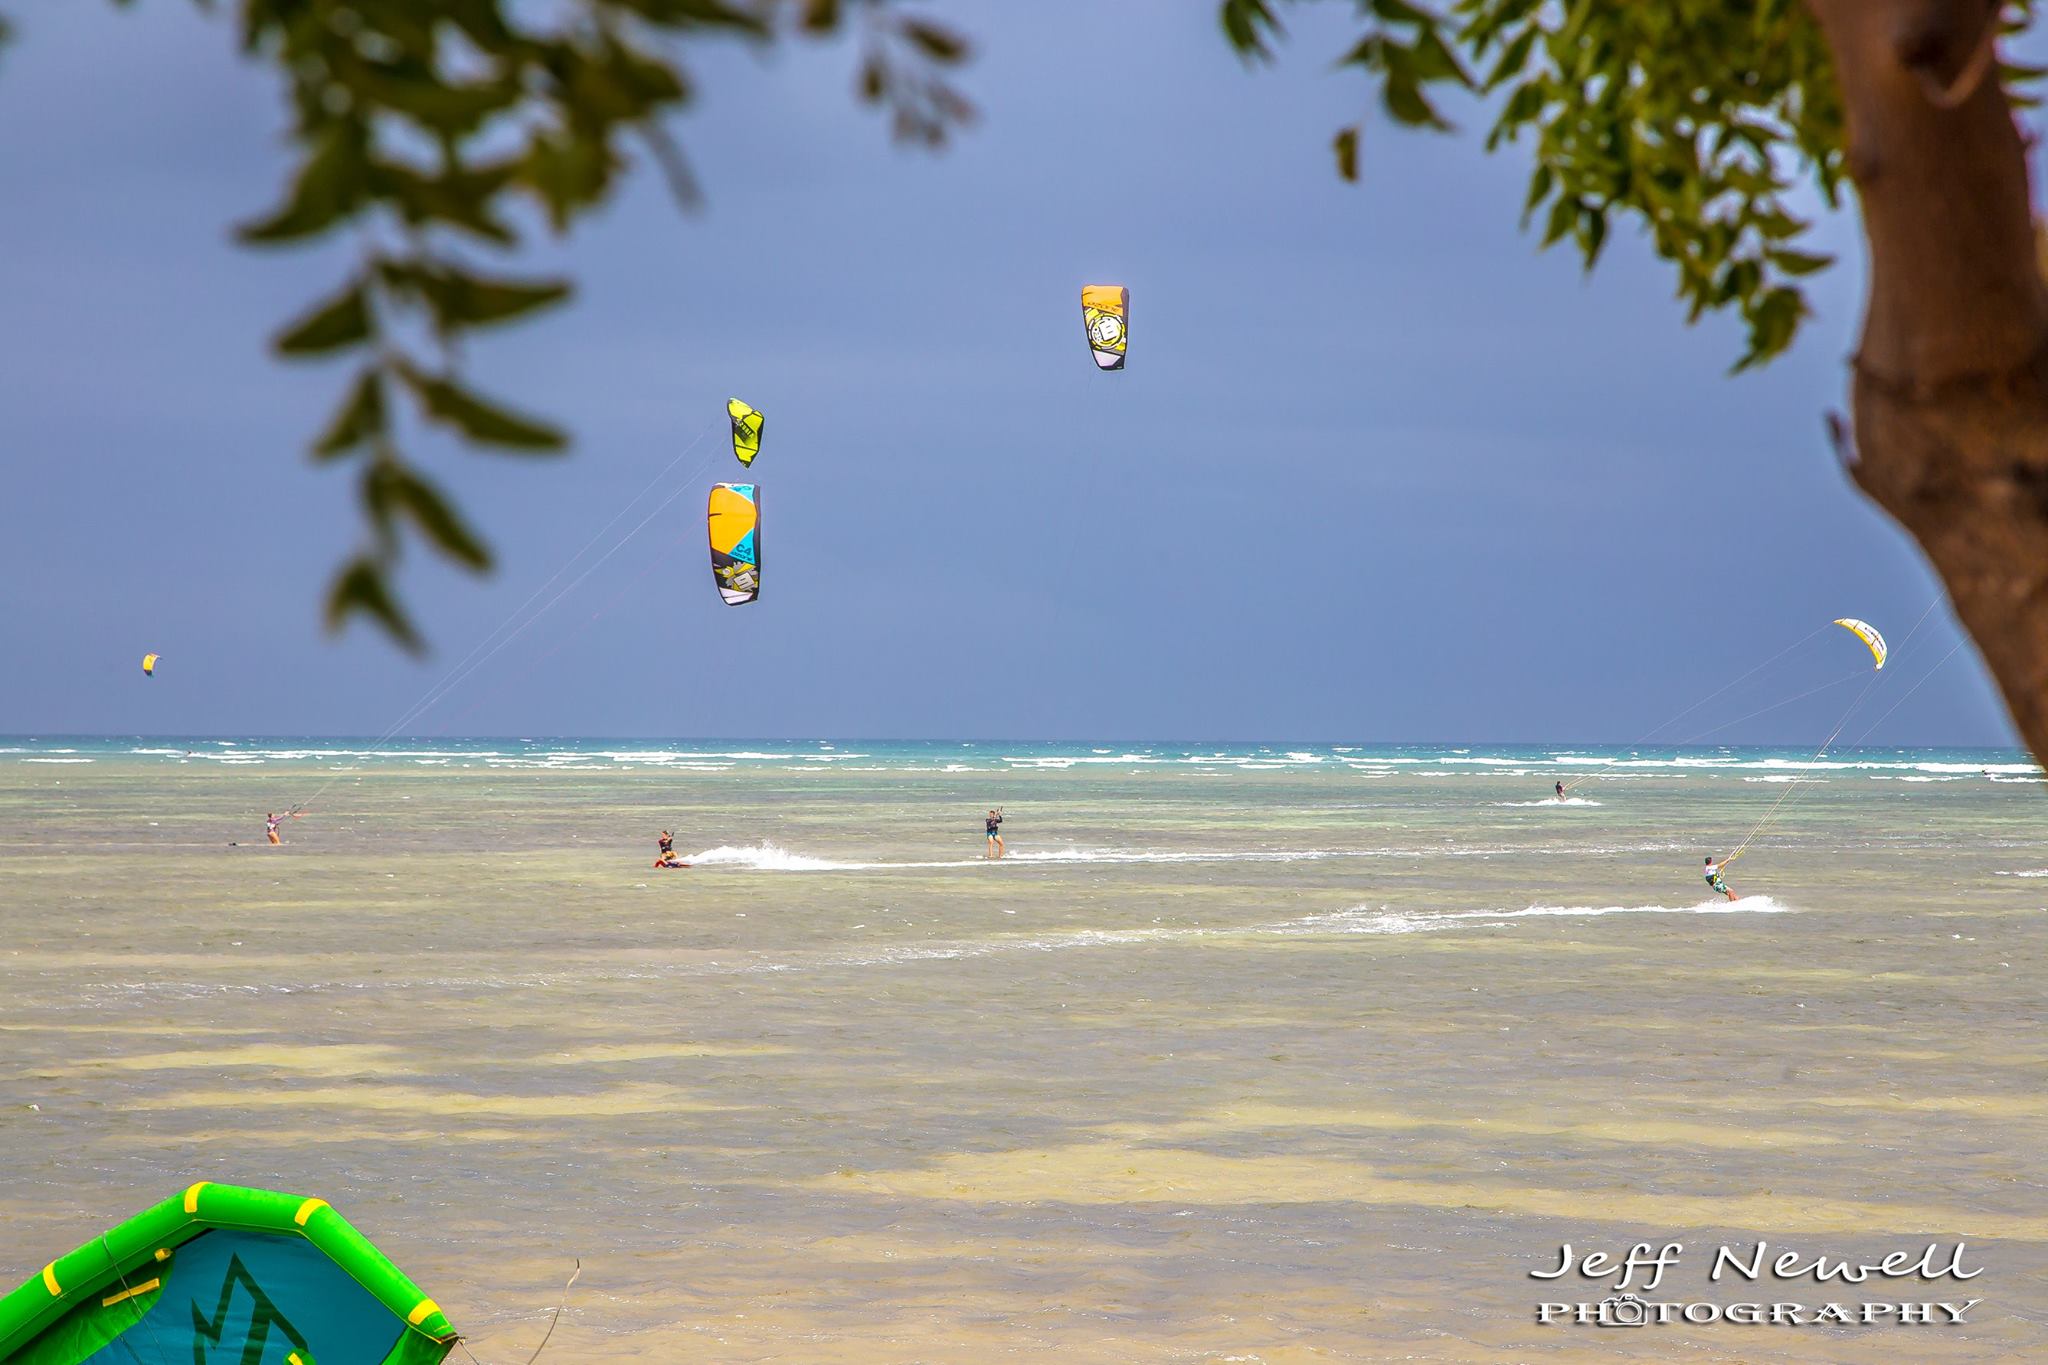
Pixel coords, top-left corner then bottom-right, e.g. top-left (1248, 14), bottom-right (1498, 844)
top-left (727, 399), bottom-right (763, 467)
top-left (708, 483), bottom-right (760, 606)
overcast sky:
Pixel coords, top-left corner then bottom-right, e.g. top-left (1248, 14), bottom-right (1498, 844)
top-left (0, 2), bottom-right (2023, 745)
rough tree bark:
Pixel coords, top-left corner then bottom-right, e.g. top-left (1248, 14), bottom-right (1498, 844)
top-left (1806, 0), bottom-right (2048, 756)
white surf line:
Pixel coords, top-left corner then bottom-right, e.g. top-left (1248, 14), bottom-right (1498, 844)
top-left (674, 839), bottom-right (1694, 874)
top-left (69, 898), bottom-right (1804, 1005)
top-left (1279, 897), bottom-right (1793, 937)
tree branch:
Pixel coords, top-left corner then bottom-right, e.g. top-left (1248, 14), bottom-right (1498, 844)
top-left (1807, 0), bottom-right (2048, 756)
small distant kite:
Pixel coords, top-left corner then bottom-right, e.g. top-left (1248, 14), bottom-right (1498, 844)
top-left (141, 653), bottom-right (160, 677)
top-left (1833, 618), bottom-right (1887, 670)
top-left (1081, 285), bottom-right (1128, 371)
top-left (708, 483), bottom-right (760, 606)
top-left (727, 398), bottom-right (763, 467)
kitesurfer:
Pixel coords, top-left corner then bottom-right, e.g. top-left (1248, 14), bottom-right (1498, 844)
top-left (1554, 781), bottom-right (1566, 802)
top-left (1703, 856), bottom-right (1738, 902)
top-left (264, 810), bottom-right (301, 846)
top-left (985, 808), bottom-right (1005, 860)
top-left (653, 830), bottom-right (688, 869)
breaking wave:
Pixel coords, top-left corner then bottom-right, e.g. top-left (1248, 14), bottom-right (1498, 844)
top-left (1281, 898), bottom-right (1791, 936)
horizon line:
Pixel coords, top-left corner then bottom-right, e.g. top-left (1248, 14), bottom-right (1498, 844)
top-left (0, 733), bottom-right (2030, 752)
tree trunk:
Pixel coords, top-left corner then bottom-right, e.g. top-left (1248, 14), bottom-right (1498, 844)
top-left (1805, 0), bottom-right (2048, 757)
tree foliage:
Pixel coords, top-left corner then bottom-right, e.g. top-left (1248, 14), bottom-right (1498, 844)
top-left (1222, 0), bottom-right (1856, 370)
top-left (27, 0), bottom-right (970, 648)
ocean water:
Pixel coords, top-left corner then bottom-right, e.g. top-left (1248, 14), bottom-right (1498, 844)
top-left (1, 737), bottom-right (2045, 1360)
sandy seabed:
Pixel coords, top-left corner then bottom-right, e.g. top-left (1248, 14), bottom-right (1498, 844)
top-left (2, 743), bottom-right (2044, 1360)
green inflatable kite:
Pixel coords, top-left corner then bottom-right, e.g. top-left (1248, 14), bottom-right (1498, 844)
top-left (0, 1182), bottom-right (456, 1364)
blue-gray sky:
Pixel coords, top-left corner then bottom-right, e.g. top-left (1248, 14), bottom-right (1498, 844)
top-left (0, 2), bottom-right (2021, 744)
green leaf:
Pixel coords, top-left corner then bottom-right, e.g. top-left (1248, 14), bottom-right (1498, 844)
top-left (1733, 285), bottom-right (1806, 371)
top-left (1498, 80), bottom-right (1546, 128)
top-left (367, 158), bottom-right (519, 245)
top-left (899, 19), bottom-right (968, 63)
top-left (1520, 163), bottom-right (1554, 223)
top-left (312, 368), bottom-right (387, 461)
top-left (1337, 34), bottom-right (1383, 70)
top-left (1407, 27), bottom-right (1472, 86)
top-left (369, 462), bottom-right (493, 571)
top-left (1221, 0), bottom-right (1284, 60)
top-left (1541, 193), bottom-right (1577, 247)
top-left (1381, 70), bottom-right (1448, 129)
top-left (325, 556), bottom-right (422, 652)
top-left (275, 279), bottom-right (372, 355)
top-left (1766, 247), bottom-right (1832, 276)
top-left (1460, 0), bottom-right (1542, 50)
top-left (1369, 0), bottom-right (1432, 23)
top-left (617, 0), bottom-right (768, 33)
top-left (380, 261), bottom-right (572, 332)
top-left (600, 38), bottom-right (690, 105)
top-left (1711, 257), bottom-right (1762, 308)
top-left (396, 364), bottom-right (568, 452)
top-left (516, 133), bottom-right (615, 232)
top-left (438, 272), bottom-right (570, 328)
top-left (1333, 125), bottom-right (1361, 182)
top-left (1484, 26), bottom-right (1537, 91)
top-left (1577, 203), bottom-right (1607, 268)
top-left (358, 70), bottom-right (522, 136)
top-left (238, 122), bottom-right (371, 244)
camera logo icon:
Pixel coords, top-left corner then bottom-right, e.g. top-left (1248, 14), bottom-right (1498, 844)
top-left (1598, 1293), bottom-right (1651, 1327)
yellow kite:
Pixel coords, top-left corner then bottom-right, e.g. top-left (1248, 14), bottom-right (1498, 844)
top-left (727, 399), bottom-right (763, 467)
top-left (1081, 285), bottom-right (1128, 370)
top-left (1833, 618), bottom-right (1887, 670)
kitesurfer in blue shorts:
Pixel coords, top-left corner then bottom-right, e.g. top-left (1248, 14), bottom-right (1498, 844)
top-left (1703, 856), bottom-right (1738, 902)
top-left (985, 809), bottom-right (1004, 860)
